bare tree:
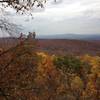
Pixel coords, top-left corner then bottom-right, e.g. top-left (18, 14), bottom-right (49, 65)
top-left (0, 0), bottom-right (59, 12)
top-left (0, 0), bottom-right (47, 12)
top-left (0, 0), bottom-right (57, 37)
top-left (0, 6), bottom-right (22, 37)
top-left (0, 18), bottom-right (22, 37)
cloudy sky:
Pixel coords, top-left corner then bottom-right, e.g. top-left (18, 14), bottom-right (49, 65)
top-left (1, 0), bottom-right (100, 36)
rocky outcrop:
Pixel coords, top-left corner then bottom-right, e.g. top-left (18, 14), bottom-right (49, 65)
top-left (27, 32), bottom-right (36, 40)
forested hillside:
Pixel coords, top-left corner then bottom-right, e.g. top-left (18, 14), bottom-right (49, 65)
top-left (0, 39), bottom-right (100, 100)
top-left (1, 38), bottom-right (100, 55)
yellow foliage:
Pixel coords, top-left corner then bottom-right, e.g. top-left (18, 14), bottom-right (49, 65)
top-left (37, 52), bottom-right (47, 58)
top-left (81, 55), bottom-right (100, 75)
top-left (71, 76), bottom-right (84, 90)
top-left (85, 82), bottom-right (97, 96)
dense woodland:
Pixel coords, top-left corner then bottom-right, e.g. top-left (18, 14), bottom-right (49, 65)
top-left (0, 39), bottom-right (100, 100)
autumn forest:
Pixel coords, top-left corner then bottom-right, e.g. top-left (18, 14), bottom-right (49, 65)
top-left (0, 0), bottom-right (100, 100)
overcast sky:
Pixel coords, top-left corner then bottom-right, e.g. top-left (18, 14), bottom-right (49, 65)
top-left (1, 0), bottom-right (100, 36)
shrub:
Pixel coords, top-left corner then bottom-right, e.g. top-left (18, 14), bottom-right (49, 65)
top-left (53, 55), bottom-right (83, 75)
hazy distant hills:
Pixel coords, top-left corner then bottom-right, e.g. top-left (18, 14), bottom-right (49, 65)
top-left (37, 34), bottom-right (100, 40)
top-left (0, 37), bottom-right (100, 56)
top-left (1, 33), bottom-right (100, 40)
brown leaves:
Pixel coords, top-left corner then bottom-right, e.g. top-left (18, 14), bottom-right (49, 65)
top-left (0, 40), bottom-right (100, 100)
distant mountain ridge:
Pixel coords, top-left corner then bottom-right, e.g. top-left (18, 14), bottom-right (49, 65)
top-left (37, 34), bottom-right (100, 40)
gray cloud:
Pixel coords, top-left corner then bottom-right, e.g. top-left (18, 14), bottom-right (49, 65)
top-left (1, 0), bottom-right (100, 36)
